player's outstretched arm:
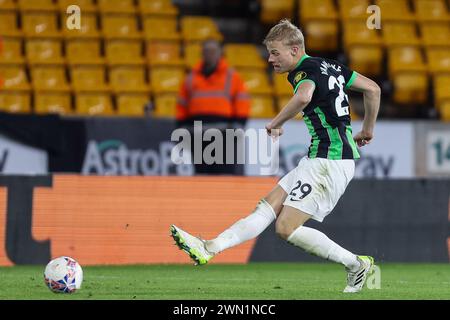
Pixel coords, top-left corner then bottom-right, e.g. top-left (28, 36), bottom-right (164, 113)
top-left (348, 73), bottom-right (381, 147)
top-left (266, 81), bottom-right (315, 137)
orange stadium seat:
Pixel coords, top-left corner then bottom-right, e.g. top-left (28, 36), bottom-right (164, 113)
top-left (18, 0), bottom-right (56, 11)
top-left (426, 48), bottom-right (450, 74)
top-left (0, 65), bottom-right (30, 90)
top-left (0, 37), bottom-right (25, 64)
top-left (63, 11), bottom-right (100, 38)
top-left (97, 0), bottom-right (136, 14)
top-left (75, 92), bottom-right (114, 115)
top-left (26, 38), bottom-right (65, 64)
top-left (339, 0), bottom-right (371, 20)
top-left (181, 16), bottom-right (223, 42)
top-left (184, 42), bottom-right (202, 68)
top-left (153, 93), bottom-right (177, 118)
top-left (116, 93), bottom-right (150, 116)
top-left (0, 11), bottom-right (22, 37)
top-left (70, 65), bottom-right (110, 92)
top-left (149, 66), bottom-right (185, 94)
top-left (138, 0), bottom-right (178, 17)
top-left (0, 0), bottom-right (17, 10)
top-left (382, 22), bottom-right (420, 47)
top-left (21, 11), bottom-right (61, 37)
top-left (374, 0), bottom-right (415, 22)
top-left (109, 65), bottom-right (150, 93)
top-left (142, 16), bottom-right (181, 41)
top-left (0, 91), bottom-right (31, 113)
top-left (146, 40), bottom-right (184, 66)
top-left (224, 44), bottom-right (266, 70)
top-left (30, 65), bottom-right (70, 92)
top-left (34, 91), bottom-right (72, 115)
top-left (250, 95), bottom-right (276, 118)
top-left (66, 39), bottom-right (105, 65)
top-left (420, 24), bottom-right (450, 48)
top-left (239, 69), bottom-right (273, 95)
top-left (101, 14), bottom-right (142, 39)
top-left (414, 0), bottom-right (450, 23)
top-left (105, 39), bottom-right (146, 65)
top-left (260, 0), bottom-right (295, 24)
top-left (58, 0), bottom-right (97, 13)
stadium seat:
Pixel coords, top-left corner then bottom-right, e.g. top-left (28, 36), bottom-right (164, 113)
top-left (0, 37), bottom-right (25, 64)
top-left (339, 0), bottom-right (371, 20)
top-left (184, 42), bottom-right (202, 68)
top-left (388, 46), bottom-right (427, 76)
top-left (420, 24), bottom-right (450, 48)
top-left (149, 66), bottom-right (185, 94)
top-left (272, 73), bottom-right (293, 97)
top-left (0, 91), bottom-right (31, 113)
top-left (260, 0), bottom-right (295, 24)
top-left (224, 44), bottom-right (266, 70)
top-left (105, 39), bottom-right (146, 65)
top-left (382, 22), bottom-right (420, 47)
top-left (303, 20), bottom-right (339, 52)
top-left (58, 0), bottom-right (97, 13)
top-left (426, 48), bottom-right (450, 74)
top-left (138, 0), bottom-right (178, 17)
top-left (34, 91), bottom-right (72, 115)
top-left (18, 0), bottom-right (56, 11)
top-left (66, 39), bottom-right (105, 65)
top-left (109, 66), bottom-right (150, 93)
top-left (433, 74), bottom-right (450, 106)
top-left (21, 11), bottom-right (61, 37)
top-left (26, 38), bottom-right (65, 64)
top-left (414, 0), bottom-right (450, 23)
top-left (343, 21), bottom-right (382, 50)
top-left (0, 0), bottom-right (17, 10)
top-left (153, 93), bottom-right (177, 118)
top-left (181, 16), bottom-right (223, 42)
top-left (0, 65), bottom-right (30, 90)
top-left (439, 100), bottom-right (450, 121)
top-left (63, 11), bottom-right (100, 38)
top-left (146, 40), bottom-right (184, 66)
top-left (0, 11), bottom-right (22, 37)
top-left (346, 46), bottom-right (384, 76)
top-left (117, 93), bottom-right (150, 116)
top-left (97, 0), bottom-right (136, 14)
top-left (70, 65), bottom-right (110, 92)
top-left (250, 95), bottom-right (276, 118)
top-left (75, 92), bottom-right (114, 115)
top-left (374, 0), bottom-right (415, 22)
top-left (239, 69), bottom-right (273, 95)
top-left (299, 0), bottom-right (338, 21)
top-left (101, 14), bottom-right (142, 39)
top-left (142, 16), bottom-right (181, 41)
top-left (30, 65), bottom-right (70, 92)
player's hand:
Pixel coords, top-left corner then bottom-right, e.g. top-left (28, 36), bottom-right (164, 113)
top-left (353, 131), bottom-right (373, 147)
top-left (265, 123), bottom-right (283, 141)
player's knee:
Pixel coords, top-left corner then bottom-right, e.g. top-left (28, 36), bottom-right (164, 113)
top-left (275, 218), bottom-right (295, 240)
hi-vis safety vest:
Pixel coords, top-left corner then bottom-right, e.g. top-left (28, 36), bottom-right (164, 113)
top-left (176, 58), bottom-right (250, 121)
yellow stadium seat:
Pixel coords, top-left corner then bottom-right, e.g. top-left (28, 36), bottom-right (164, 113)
top-left (224, 44), bottom-right (266, 69)
top-left (184, 42), bottom-right (202, 68)
top-left (105, 39), bottom-right (146, 65)
top-left (66, 39), bottom-right (105, 65)
top-left (0, 11), bottom-right (22, 37)
top-left (382, 22), bottom-right (420, 47)
top-left (153, 93), bottom-right (177, 118)
top-left (146, 40), bottom-right (184, 66)
top-left (414, 0), bottom-right (450, 23)
top-left (109, 66), bottom-right (150, 93)
top-left (117, 93), bottom-right (150, 116)
top-left (70, 65), bottom-right (110, 92)
top-left (142, 16), bottom-right (181, 41)
top-left (239, 70), bottom-right (273, 95)
top-left (250, 95), bottom-right (276, 118)
top-left (434, 74), bottom-right (450, 106)
top-left (299, 0), bottom-right (338, 22)
top-left (22, 11), bottom-right (61, 37)
top-left (0, 91), bottom-right (31, 113)
top-left (30, 65), bottom-right (70, 92)
top-left (138, 0), bottom-right (178, 17)
top-left (149, 66), bottom-right (185, 94)
top-left (374, 0), bottom-right (415, 22)
top-left (63, 11), bottom-right (100, 38)
top-left (347, 46), bottom-right (384, 76)
top-left (18, 0), bottom-right (56, 11)
top-left (420, 24), bottom-right (450, 48)
top-left (181, 16), bottom-right (223, 43)
top-left (427, 49), bottom-right (450, 74)
top-left (34, 91), bottom-right (72, 115)
top-left (75, 92), bottom-right (114, 115)
top-left (97, 0), bottom-right (135, 14)
top-left (260, 0), bottom-right (295, 24)
top-left (58, 0), bottom-right (97, 13)
top-left (0, 0), bottom-right (17, 10)
top-left (101, 14), bottom-right (142, 39)
top-left (303, 20), bottom-right (339, 52)
top-left (343, 21), bottom-right (382, 50)
top-left (392, 73), bottom-right (428, 104)
top-left (26, 38), bottom-right (65, 65)
top-left (0, 37), bottom-right (25, 64)
top-left (272, 73), bottom-right (292, 97)
top-left (388, 46), bottom-right (427, 77)
top-left (0, 65), bottom-right (30, 90)
top-left (339, 0), bottom-right (371, 20)
top-left (439, 100), bottom-right (450, 121)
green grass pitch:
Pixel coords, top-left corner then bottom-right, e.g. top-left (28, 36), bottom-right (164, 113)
top-left (1, 263), bottom-right (449, 300)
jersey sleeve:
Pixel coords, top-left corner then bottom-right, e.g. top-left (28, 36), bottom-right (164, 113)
top-left (341, 64), bottom-right (358, 89)
top-left (290, 60), bottom-right (319, 94)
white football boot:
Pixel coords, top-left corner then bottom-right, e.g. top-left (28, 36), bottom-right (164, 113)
top-left (343, 255), bottom-right (374, 293)
top-left (170, 225), bottom-right (214, 265)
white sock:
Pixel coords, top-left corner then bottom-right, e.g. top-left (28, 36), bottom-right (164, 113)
top-left (205, 199), bottom-right (276, 254)
top-left (287, 226), bottom-right (360, 271)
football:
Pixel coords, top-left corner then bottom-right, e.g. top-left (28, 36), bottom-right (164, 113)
top-left (44, 256), bottom-right (83, 294)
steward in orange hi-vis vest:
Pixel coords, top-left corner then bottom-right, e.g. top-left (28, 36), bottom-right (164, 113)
top-left (176, 57), bottom-right (250, 125)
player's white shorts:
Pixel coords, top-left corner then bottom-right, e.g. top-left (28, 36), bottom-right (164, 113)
top-left (278, 156), bottom-right (355, 222)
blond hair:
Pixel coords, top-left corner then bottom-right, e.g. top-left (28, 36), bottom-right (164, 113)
top-left (263, 19), bottom-right (305, 49)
